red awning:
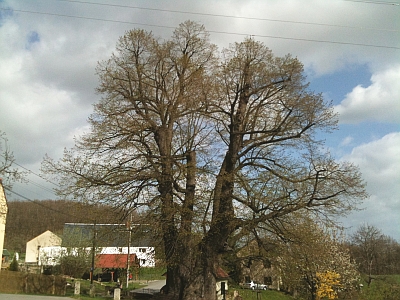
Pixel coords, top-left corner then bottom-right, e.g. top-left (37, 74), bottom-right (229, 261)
top-left (95, 254), bottom-right (137, 269)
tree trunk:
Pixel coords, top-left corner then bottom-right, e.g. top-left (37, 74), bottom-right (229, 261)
top-left (162, 211), bottom-right (228, 300)
top-left (162, 245), bottom-right (219, 300)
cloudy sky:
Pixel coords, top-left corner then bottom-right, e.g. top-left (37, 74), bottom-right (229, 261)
top-left (0, 0), bottom-right (399, 240)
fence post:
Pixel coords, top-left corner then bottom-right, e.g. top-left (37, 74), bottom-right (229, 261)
top-left (90, 284), bottom-right (96, 297)
top-left (74, 281), bottom-right (80, 295)
top-left (24, 274), bottom-right (28, 294)
top-left (114, 288), bottom-right (121, 300)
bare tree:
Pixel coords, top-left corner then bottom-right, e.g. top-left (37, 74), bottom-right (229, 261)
top-left (376, 235), bottom-right (400, 275)
top-left (351, 224), bottom-right (385, 286)
top-left (42, 21), bottom-right (367, 299)
top-left (0, 131), bottom-right (25, 189)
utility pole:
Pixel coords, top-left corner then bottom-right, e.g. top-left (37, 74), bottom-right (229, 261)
top-left (126, 214), bottom-right (132, 289)
top-left (89, 220), bottom-right (97, 297)
top-left (90, 220), bottom-right (96, 285)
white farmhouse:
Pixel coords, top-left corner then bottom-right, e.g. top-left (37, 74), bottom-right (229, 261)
top-left (26, 223), bottom-right (156, 275)
top-left (25, 230), bottom-right (62, 264)
top-left (62, 223), bottom-right (155, 267)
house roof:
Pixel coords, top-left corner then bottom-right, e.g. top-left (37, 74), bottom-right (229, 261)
top-left (95, 254), bottom-right (137, 269)
top-left (216, 267), bottom-right (229, 279)
top-left (2, 249), bottom-right (11, 257)
top-left (27, 230), bottom-right (61, 244)
top-left (62, 223), bottom-right (153, 248)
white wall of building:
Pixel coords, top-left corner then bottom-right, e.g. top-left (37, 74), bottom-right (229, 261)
top-left (38, 246), bottom-right (155, 267)
top-left (38, 246), bottom-right (64, 266)
top-left (99, 247), bottom-right (155, 267)
top-left (25, 230), bottom-right (62, 263)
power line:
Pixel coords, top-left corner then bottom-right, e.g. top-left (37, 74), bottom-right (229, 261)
top-left (343, 0), bottom-right (400, 5)
top-left (208, 29), bottom-right (400, 49)
top-left (53, 0), bottom-right (398, 32)
top-left (4, 186), bottom-right (129, 225)
top-left (1, 8), bottom-right (399, 50)
top-left (25, 178), bottom-right (55, 194)
top-left (0, 153), bottom-right (59, 196)
top-left (0, 153), bottom-right (59, 187)
top-left (4, 186), bottom-right (75, 218)
top-left (6, 178), bottom-right (56, 200)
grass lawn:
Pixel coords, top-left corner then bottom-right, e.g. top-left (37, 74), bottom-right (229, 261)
top-left (66, 278), bottom-right (147, 299)
top-left (67, 268), bottom-right (294, 300)
top-left (357, 274), bottom-right (400, 300)
top-left (228, 285), bottom-right (294, 300)
top-left (66, 279), bottom-right (293, 300)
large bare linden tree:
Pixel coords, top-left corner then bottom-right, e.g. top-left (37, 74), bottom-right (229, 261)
top-left (43, 21), bottom-right (367, 299)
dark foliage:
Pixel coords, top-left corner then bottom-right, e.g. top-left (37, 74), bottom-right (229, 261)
top-left (8, 255), bottom-right (19, 271)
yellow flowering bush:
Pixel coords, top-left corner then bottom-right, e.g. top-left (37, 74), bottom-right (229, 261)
top-left (316, 271), bottom-right (341, 300)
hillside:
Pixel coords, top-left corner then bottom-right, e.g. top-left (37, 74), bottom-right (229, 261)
top-left (4, 199), bottom-right (127, 253)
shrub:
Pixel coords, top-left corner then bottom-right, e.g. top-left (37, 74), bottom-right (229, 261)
top-left (8, 256), bottom-right (19, 271)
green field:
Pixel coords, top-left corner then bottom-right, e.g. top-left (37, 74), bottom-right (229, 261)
top-left (357, 274), bottom-right (400, 300)
top-left (228, 288), bottom-right (294, 300)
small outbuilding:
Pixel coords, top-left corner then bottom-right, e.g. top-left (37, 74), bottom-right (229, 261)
top-left (216, 267), bottom-right (229, 300)
top-left (2, 249), bottom-right (11, 268)
top-left (25, 230), bottom-right (62, 264)
top-left (96, 253), bottom-right (138, 269)
top-left (95, 253), bottom-right (138, 282)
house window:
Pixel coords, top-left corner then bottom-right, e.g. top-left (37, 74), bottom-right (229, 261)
top-left (139, 248), bottom-right (146, 253)
top-left (140, 259), bottom-right (146, 265)
top-left (263, 259), bottom-right (271, 268)
top-left (264, 276), bottom-right (272, 285)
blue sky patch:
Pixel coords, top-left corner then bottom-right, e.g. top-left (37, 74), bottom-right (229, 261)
top-left (322, 122), bottom-right (399, 159)
top-left (26, 31), bottom-right (40, 49)
top-left (308, 64), bottom-right (372, 106)
top-left (0, 3), bottom-right (13, 26)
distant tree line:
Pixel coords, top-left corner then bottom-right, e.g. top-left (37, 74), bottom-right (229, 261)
top-left (349, 224), bottom-right (400, 282)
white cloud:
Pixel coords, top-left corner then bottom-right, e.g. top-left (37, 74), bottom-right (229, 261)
top-left (0, 19), bottom-right (93, 164)
top-left (334, 65), bottom-right (400, 124)
top-left (341, 132), bottom-right (400, 240)
top-left (340, 136), bottom-right (354, 147)
top-left (229, 0), bottom-right (399, 75)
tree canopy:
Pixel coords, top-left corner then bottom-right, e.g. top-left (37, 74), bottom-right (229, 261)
top-left (278, 217), bottom-right (359, 300)
top-left (42, 21), bottom-right (367, 299)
